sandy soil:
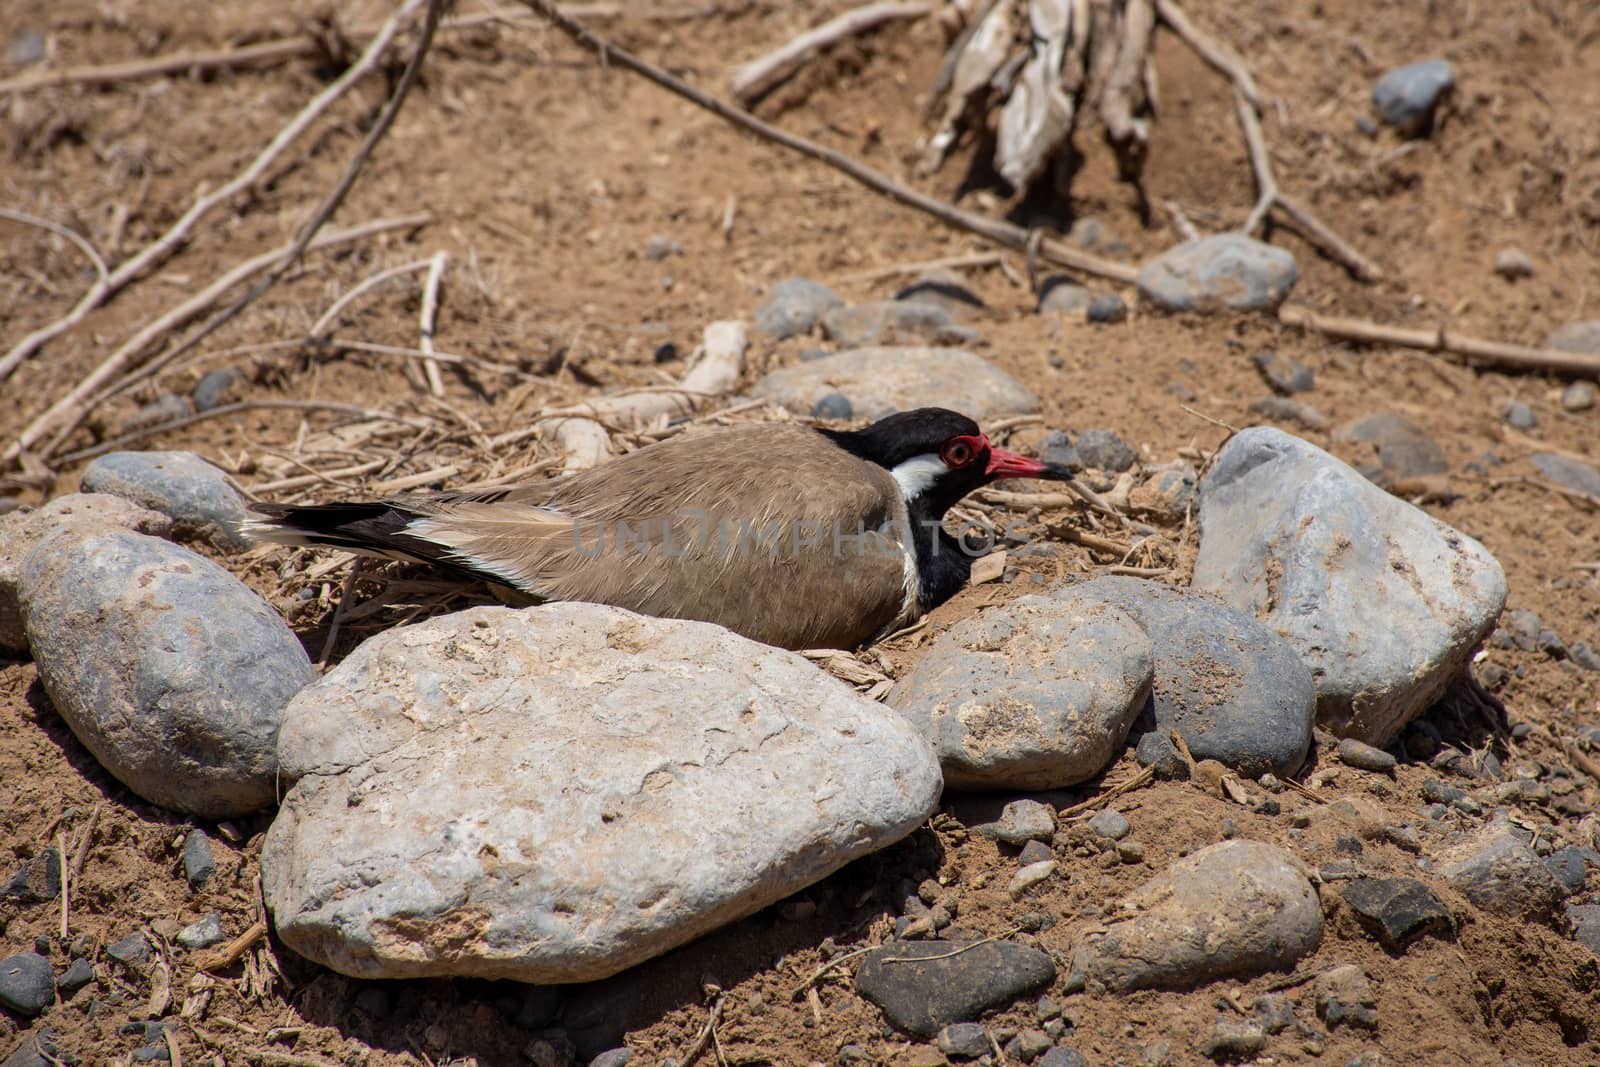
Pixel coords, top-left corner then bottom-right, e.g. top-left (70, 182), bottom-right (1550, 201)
top-left (3, 1), bottom-right (1600, 1064)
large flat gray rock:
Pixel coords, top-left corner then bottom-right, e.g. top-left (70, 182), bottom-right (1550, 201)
top-left (21, 527), bottom-right (312, 816)
top-left (1191, 428), bottom-right (1505, 746)
top-left (751, 347), bottom-right (1040, 421)
top-left (262, 604), bottom-right (942, 983)
top-left (888, 594), bottom-right (1153, 790)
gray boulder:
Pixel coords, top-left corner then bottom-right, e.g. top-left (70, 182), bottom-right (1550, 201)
top-left (1191, 428), bottom-right (1505, 746)
top-left (80, 450), bottom-right (249, 552)
top-left (1065, 577), bottom-right (1315, 778)
top-left (1064, 840), bottom-right (1321, 992)
top-left (262, 604), bottom-right (942, 982)
top-left (1137, 235), bottom-right (1298, 313)
top-left (889, 594), bottom-right (1153, 790)
top-left (22, 527), bottom-right (312, 816)
top-left (0, 493), bottom-right (173, 656)
top-left (752, 347), bottom-right (1041, 421)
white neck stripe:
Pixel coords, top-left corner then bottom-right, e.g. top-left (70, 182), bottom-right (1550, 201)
top-left (890, 453), bottom-right (947, 502)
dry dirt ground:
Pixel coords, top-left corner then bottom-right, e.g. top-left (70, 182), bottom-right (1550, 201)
top-left (4, 1), bottom-right (1600, 1065)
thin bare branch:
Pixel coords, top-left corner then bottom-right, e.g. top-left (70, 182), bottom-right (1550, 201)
top-left (731, 2), bottom-right (932, 105)
top-left (4, 213), bottom-right (429, 467)
top-left (515, 0), bottom-right (1139, 285)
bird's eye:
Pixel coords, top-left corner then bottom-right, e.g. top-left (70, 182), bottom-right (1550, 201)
top-left (941, 438), bottom-right (975, 467)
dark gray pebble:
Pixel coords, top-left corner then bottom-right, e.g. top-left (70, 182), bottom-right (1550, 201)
top-left (935, 1022), bottom-right (990, 1059)
top-left (0, 953), bottom-right (55, 1017)
top-left (1252, 350), bottom-right (1314, 394)
top-left (810, 393), bottom-right (852, 421)
top-left (1085, 294), bottom-right (1127, 324)
top-left (1372, 58), bottom-right (1454, 137)
top-left (2, 849), bottom-right (60, 903)
top-left (1074, 429), bottom-right (1137, 473)
top-left (1340, 877), bottom-right (1453, 950)
top-left (854, 939), bottom-right (1055, 1036)
top-left (191, 368), bottom-right (244, 413)
top-left (1037, 1049), bottom-right (1088, 1067)
top-left (56, 958), bottom-right (93, 994)
top-left (183, 830), bottom-right (216, 888)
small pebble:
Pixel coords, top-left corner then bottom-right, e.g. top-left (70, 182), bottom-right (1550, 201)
top-left (1494, 249), bottom-right (1534, 280)
top-left (57, 957), bottom-right (94, 993)
top-left (1337, 738), bottom-right (1398, 774)
top-left (1562, 381), bottom-right (1596, 412)
top-left (810, 393), bottom-right (852, 421)
top-left (106, 933), bottom-right (152, 970)
top-left (176, 913), bottom-right (226, 950)
top-left (642, 235), bottom-right (681, 261)
top-left (1037, 278), bottom-right (1093, 315)
top-left (1315, 964), bottom-right (1379, 1029)
top-left (1085, 294), bottom-right (1127, 324)
top-left (1008, 860), bottom-right (1057, 899)
top-left (183, 830), bottom-right (217, 888)
top-left (935, 1022), bottom-right (990, 1060)
top-left (1038, 1051), bottom-right (1089, 1067)
top-left (994, 799), bottom-right (1057, 844)
top-left (1570, 642), bottom-right (1600, 672)
top-left (1503, 400), bottom-right (1537, 430)
top-left (1038, 431), bottom-right (1082, 472)
top-left (1371, 58), bottom-right (1454, 137)
top-left (1252, 349), bottom-right (1315, 394)
top-left (588, 1050), bottom-right (635, 1067)
top-left (1200, 1017), bottom-right (1267, 1061)
top-left (191, 368), bottom-right (244, 412)
top-left (1087, 809), bottom-right (1131, 840)
top-left (1075, 429), bottom-right (1137, 472)
top-left (1018, 839), bottom-right (1053, 866)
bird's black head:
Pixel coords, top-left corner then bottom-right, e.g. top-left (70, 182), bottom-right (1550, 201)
top-left (822, 407), bottom-right (1073, 519)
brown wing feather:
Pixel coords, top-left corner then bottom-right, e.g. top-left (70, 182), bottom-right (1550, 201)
top-left (406, 423), bottom-right (916, 648)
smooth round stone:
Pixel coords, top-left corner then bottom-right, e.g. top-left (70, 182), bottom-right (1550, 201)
top-left (80, 450), bottom-right (250, 552)
top-left (1137, 234), bottom-right (1298, 313)
top-left (1192, 428), bottom-right (1505, 746)
top-left (753, 278), bottom-right (843, 339)
top-left (1337, 738), bottom-right (1398, 774)
top-left (889, 594), bottom-right (1153, 790)
top-left (1067, 576), bottom-right (1315, 778)
top-left (21, 527), bottom-right (313, 817)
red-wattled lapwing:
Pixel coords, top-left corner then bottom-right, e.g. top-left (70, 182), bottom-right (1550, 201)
top-left (245, 407), bottom-right (1073, 649)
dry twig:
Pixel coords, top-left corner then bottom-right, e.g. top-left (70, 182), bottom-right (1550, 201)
top-left (418, 251), bottom-right (450, 396)
top-left (1278, 304), bottom-right (1600, 379)
top-left (195, 920), bottom-right (268, 973)
top-left (731, 2), bottom-right (931, 104)
top-left (5, 213), bottom-right (430, 468)
top-left (516, 0), bottom-right (1139, 285)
